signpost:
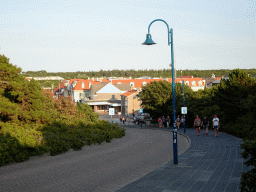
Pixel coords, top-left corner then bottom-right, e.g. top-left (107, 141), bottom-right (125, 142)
top-left (181, 107), bottom-right (187, 114)
top-left (181, 107), bottom-right (187, 133)
top-left (109, 108), bottom-right (114, 123)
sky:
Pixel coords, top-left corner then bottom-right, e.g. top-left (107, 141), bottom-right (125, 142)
top-left (0, 0), bottom-right (255, 72)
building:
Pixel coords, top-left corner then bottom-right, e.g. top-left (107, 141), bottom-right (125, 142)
top-left (120, 90), bottom-right (141, 116)
top-left (83, 82), bottom-right (131, 113)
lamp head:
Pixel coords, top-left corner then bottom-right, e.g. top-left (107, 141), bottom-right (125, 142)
top-left (142, 34), bottom-right (156, 45)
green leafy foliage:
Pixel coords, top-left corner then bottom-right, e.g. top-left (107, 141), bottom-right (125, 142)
top-left (20, 68), bottom-right (256, 79)
top-left (0, 54), bottom-right (125, 166)
top-left (240, 140), bottom-right (256, 192)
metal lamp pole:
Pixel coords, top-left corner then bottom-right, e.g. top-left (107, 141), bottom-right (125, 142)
top-left (142, 19), bottom-right (178, 164)
top-left (182, 80), bottom-right (186, 133)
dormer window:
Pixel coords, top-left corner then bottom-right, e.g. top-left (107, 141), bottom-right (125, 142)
top-left (185, 81), bottom-right (189, 86)
top-left (192, 81), bottom-right (196, 87)
top-left (199, 81), bottom-right (202, 87)
top-left (130, 82), bottom-right (134, 87)
top-left (142, 82), bottom-right (147, 86)
top-left (81, 82), bottom-right (85, 89)
top-left (117, 82), bottom-right (122, 84)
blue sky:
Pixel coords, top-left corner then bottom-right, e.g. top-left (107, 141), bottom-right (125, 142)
top-left (1, 0), bottom-right (255, 72)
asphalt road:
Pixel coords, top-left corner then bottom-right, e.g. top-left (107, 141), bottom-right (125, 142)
top-left (0, 127), bottom-right (189, 192)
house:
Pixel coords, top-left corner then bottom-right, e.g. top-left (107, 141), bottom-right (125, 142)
top-left (66, 79), bottom-right (101, 102)
top-left (26, 76), bottom-right (64, 81)
top-left (111, 79), bottom-right (164, 91)
top-left (82, 82), bottom-right (131, 113)
top-left (120, 90), bottom-right (141, 116)
top-left (168, 78), bottom-right (205, 91)
top-left (53, 79), bottom-right (68, 97)
top-left (203, 76), bottom-right (225, 88)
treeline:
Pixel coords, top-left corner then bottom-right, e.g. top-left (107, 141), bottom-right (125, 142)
top-left (21, 69), bottom-right (256, 79)
top-left (0, 54), bottom-right (125, 166)
top-left (140, 69), bottom-right (256, 191)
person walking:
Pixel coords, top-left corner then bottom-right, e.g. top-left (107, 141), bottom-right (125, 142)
top-left (134, 116), bottom-right (137, 124)
top-left (176, 115), bottom-right (181, 130)
top-left (180, 116), bottom-right (185, 129)
top-left (158, 117), bottom-right (162, 128)
top-left (194, 115), bottom-right (201, 136)
top-left (212, 115), bottom-right (220, 137)
top-left (166, 116), bottom-right (170, 128)
top-left (201, 117), bottom-right (209, 135)
top-left (162, 116), bottom-right (165, 128)
top-left (122, 116), bottom-right (125, 124)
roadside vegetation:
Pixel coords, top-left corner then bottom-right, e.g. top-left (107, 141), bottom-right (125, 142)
top-left (0, 54), bottom-right (125, 167)
top-left (20, 68), bottom-right (256, 79)
top-left (140, 69), bottom-right (256, 191)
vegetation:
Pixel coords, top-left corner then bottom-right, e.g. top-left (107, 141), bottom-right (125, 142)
top-left (20, 69), bottom-right (256, 79)
top-left (0, 54), bottom-right (125, 166)
top-left (140, 69), bottom-right (256, 191)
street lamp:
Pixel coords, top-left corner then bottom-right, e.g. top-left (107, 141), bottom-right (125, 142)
top-left (142, 19), bottom-right (178, 164)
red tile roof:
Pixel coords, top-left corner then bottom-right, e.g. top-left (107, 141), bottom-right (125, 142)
top-left (121, 89), bottom-right (137, 97)
top-left (68, 79), bottom-right (101, 90)
top-left (112, 79), bottom-right (163, 88)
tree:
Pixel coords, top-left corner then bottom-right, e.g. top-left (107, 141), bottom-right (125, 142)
top-left (140, 80), bottom-right (194, 122)
top-left (240, 140), bottom-right (256, 192)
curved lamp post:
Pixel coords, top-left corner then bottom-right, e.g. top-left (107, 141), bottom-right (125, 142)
top-left (142, 19), bottom-right (178, 164)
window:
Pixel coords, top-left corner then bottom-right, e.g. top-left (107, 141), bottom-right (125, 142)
top-left (142, 82), bottom-right (147, 86)
top-left (199, 81), bottom-right (202, 87)
top-left (130, 82), bottom-right (134, 87)
top-left (81, 82), bottom-right (84, 89)
top-left (192, 81), bottom-right (196, 87)
top-left (185, 81), bottom-right (189, 86)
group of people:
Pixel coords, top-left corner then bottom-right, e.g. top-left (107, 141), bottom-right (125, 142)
top-left (133, 116), bottom-right (142, 124)
top-left (194, 115), bottom-right (220, 137)
top-left (157, 114), bottom-right (220, 137)
top-left (158, 115), bottom-right (185, 129)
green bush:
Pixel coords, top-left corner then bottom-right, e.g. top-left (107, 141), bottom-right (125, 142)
top-left (240, 140), bottom-right (256, 192)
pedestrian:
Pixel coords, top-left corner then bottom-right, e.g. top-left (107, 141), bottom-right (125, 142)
top-left (120, 116), bottom-right (122, 123)
top-left (176, 115), bottom-right (181, 130)
top-left (158, 117), bottom-right (162, 128)
top-left (122, 116), bottom-right (125, 124)
top-left (166, 116), bottom-right (170, 128)
top-left (194, 115), bottom-right (201, 136)
top-left (201, 117), bottom-right (209, 135)
top-left (162, 116), bottom-right (165, 128)
top-left (212, 115), bottom-right (220, 137)
top-left (181, 116), bottom-right (185, 129)
top-left (125, 117), bottom-right (126, 122)
top-left (134, 116), bottom-right (137, 124)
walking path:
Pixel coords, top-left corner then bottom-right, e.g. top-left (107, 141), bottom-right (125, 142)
top-left (116, 125), bottom-right (253, 192)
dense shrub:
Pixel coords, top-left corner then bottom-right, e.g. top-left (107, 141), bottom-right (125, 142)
top-left (0, 54), bottom-right (126, 166)
top-left (240, 140), bottom-right (256, 192)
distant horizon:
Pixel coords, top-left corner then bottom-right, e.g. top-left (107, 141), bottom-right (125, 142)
top-left (22, 68), bottom-right (256, 73)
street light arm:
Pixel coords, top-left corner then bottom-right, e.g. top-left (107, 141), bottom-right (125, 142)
top-left (148, 19), bottom-right (171, 46)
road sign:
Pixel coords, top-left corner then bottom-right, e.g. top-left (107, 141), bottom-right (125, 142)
top-left (109, 108), bottom-right (115, 115)
top-left (139, 109), bottom-right (143, 113)
top-left (181, 107), bottom-right (187, 114)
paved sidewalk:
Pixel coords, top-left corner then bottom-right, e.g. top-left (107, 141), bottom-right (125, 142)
top-left (116, 127), bottom-right (253, 192)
